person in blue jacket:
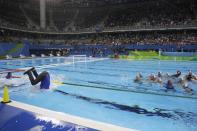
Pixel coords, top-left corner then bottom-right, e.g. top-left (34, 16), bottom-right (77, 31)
top-left (24, 67), bottom-right (50, 89)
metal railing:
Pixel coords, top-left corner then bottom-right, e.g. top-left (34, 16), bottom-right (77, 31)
top-left (0, 21), bottom-right (197, 35)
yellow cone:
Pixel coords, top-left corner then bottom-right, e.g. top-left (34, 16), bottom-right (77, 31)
top-left (1, 86), bottom-right (11, 103)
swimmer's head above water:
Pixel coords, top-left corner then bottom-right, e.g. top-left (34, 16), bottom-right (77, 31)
top-left (134, 73), bottom-right (142, 82)
top-left (165, 80), bottom-right (174, 90)
top-left (185, 70), bottom-right (197, 81)
top-left (148, 74), bottom-right (157, 81)
top-left (6, 72), bottom-right (12, 79)
top-left (177, 70), bottom-right (181, 75)
top-left (158, 72), bottom-right (162, 77)
top-left (6, 72), bottom-right (21, 79)
top-left (171, 70), bottom-right (181, 78)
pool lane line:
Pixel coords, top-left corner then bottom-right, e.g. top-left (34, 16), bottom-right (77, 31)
top-left (1, 57), bottom-right (108, 74)
top-left (53, 77), bottom-right (153, 91)
top-left (0, 67), bottom-right (11, 69)
top-left (0, 69), bottom-right (26, 74)
top-left (71, 64), bottom-right (197, 77)
top-left (97, 59), bottom-right (197, 65)
top-left (0, 57), bottom-right (108, 71)
top-left (48, 68), bottom-right (122, 77)
top-left (85, 61), bottom-right (197, 71)
top-left (0, 56), bottom-right (68, 62)
top-left (59, 64), bottom-right (143, 73)
top-left (54, 81), bottom-right (197, 100)
top-left (65, 64), bottom-right (196, 75)
top-left (34, 58), bottom-right (108, 70)
top-left (0, 62), bottom-right (74, 73)
top-left (83, 63), bottom-right (193, 72)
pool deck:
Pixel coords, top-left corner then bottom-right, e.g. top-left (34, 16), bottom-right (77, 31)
top-left (0, 99), bottom-right (135, 131)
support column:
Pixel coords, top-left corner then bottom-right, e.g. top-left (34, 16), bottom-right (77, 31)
top-left (40, 0), bottom-right (46, 29)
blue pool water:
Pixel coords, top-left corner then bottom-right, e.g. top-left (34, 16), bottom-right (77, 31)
top-left (0, 57), bottom-right (197, 131)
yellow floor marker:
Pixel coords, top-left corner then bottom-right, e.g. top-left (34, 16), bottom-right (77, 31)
top-left (1, 85), bottom-right (11, 103)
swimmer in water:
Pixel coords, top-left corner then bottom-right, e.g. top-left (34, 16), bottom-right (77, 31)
top-left (177, 77), bottom-right (192, 92)
top-left (134, 73), bottom-right (143, 82)
top-left (157, 72), bottom-right (162, 78)
top-left (6, 72), bottom-right (21, 79)
top-left (156, 78), bottom-right (163, 84)
top-left (182, 83), bottom-right (193, 93)
top-left (24, 67), bottom-right (50, 89)
top-left (185, 70), bottom-right (197, 81)
top-left (165, 80), bottom-right (175, 90)
top-left (171, 70), bottom-right (181, 78)
top-left (177, 77), bottom-right (185, 86)
top-left (148, 74), bottom-right (157, 82)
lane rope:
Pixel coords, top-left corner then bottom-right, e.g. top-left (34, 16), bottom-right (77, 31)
top-left (53, 81), bottom-right (197, 100)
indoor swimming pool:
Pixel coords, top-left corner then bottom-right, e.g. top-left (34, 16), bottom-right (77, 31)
top-left (0, 57), bottom-right (197, 131)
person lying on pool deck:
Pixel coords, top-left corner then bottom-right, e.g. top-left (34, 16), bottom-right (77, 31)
top-left (24, 67), bottom-right (50, 89)
top-left (6, 72), bottom-right (21, 79)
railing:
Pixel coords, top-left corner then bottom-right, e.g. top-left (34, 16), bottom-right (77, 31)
top-left (29, 43), bottom-right (197, 50)
top-left (0, 21), bottom-right (197, 35)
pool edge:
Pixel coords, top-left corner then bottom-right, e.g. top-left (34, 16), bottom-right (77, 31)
top-left (3, 99), bottom-right (136, 131)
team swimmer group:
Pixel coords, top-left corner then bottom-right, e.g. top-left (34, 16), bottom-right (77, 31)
top-left (134, 70), bottom-right (197, 93)
top-left (4, 67), bottom-right (197, 94)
